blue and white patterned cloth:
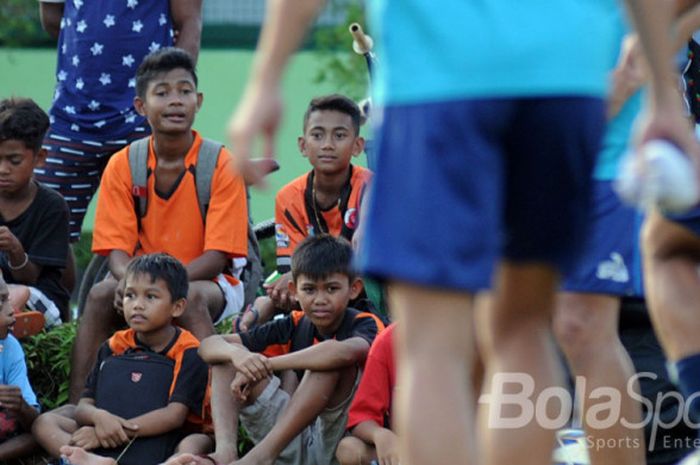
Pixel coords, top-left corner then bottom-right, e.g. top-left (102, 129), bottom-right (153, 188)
top-left (48, 0), bottom-right (174, 140)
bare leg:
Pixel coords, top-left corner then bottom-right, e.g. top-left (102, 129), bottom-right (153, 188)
top-left (553, 293), bottom-right (645, 465)
top-left (175, 433), bottom-right (214, 455)
top-left (335, 436), bottom-right (377, 465)
top-left (209, 364), bottom-right (243, 464)
top-left (8, 284), bottom-right (30, 312)
top-left (69, 279), bottom-right (121, 403)
top-left (177, 281), bottom-right (223, 340)
top-left (0, 432), bottom-right (39, 461)
top-left (642, 212), bottom-right (700, 361)
top-left (235, 366), bottom-right (358, 465)
top-left (32, 405), bottom-right (78, 458)
top-left (477, 262), bottom-right (562, 465)
top-left (389, 283), bottom-right (476, 465)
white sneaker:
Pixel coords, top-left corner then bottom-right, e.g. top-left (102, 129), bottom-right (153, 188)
top-left (679, 449), bottom-right (700, 465)
top-left (552, 428), bottom-right (590, 465)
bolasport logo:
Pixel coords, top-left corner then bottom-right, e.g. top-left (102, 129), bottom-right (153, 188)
top-left (478, 372), bottom-right (700, 451)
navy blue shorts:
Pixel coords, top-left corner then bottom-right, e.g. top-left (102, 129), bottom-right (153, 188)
top-left (562, 181), bottom-right (644, 297)
top-left (37, 126), bottom-right (149, 241)
top-left (357, 97), bottom-right (606, 291)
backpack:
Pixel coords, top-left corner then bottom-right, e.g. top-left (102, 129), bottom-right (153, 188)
top-left (127, 137), bottom-right (263, 308)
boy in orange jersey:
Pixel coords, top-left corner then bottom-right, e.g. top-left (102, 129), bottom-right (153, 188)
top-left (67, 48), bottom-right (248, 403)
top-left (236, 95), bottom-right (371, 331)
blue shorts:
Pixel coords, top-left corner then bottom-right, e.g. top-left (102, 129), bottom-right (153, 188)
top-left (665, 204), bottom-right (700, 237)
top-left (357, 97), bottom-right (605, 291)
top-left (37, 126), bottom-right (149, 241)
top-left (562, 181), bottom-right (644, 297)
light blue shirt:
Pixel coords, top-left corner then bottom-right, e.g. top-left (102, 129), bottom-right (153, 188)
top-left (369, 0), bottom-right (619, 105)
top-left (0, 334), bottom-right (39, 410)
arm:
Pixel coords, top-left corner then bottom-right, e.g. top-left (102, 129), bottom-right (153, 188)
top-left (0, 385), bottom-right (39, 431)
top-left (108, 250), bottom-right (132, 281)
top-left (674, 2), bottom-right (700, 51)
top-left (74, 398), bottom-right (139, 449)
top-left (185, 250), bottom-right (228, 282)
top-left (624, 0), bottom-right (700, 161)
top-left (125, 402), bottom-right (188, 437)
top-left (270, 337), bottom-right (370, 372)
top-left (39, 2), bottom-right (64, 39)
top-left (352, 421), bottom-right (400, 465)
top-left (199, 333), bottom-right (272, 382)
top-left (170, 0), bottom-right (202, 63)
top-left (228, 0), bottom-right (326, 184)
top-left (0, 227), bottom-right (42, 284)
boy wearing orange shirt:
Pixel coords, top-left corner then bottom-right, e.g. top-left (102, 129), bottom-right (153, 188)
top-left (67, 47), bottom-right (248, 403)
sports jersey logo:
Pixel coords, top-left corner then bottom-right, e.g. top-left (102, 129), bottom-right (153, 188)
top-left (596, 252), bottom-right (629, 283)
top-left (344, 208), bottom-right (358, 230)
top-left (275, 224), bottom-right (290, 249)
top-left (131, 372), bottom-right (143, 383)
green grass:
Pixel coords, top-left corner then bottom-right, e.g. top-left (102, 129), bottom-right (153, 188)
top-left (0, 47), bottom-right (370, 227)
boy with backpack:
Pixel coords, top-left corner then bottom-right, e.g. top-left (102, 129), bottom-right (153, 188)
top-left (32, 254), bottom-right (210, 465)
top-left (236, 95), bottom-right (372, 332)
top-left (178, 235), bottom-right (384, 465)
top-left (67, 47), bottom-right (249, 403)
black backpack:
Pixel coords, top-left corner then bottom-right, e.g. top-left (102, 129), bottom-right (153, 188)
top-left (128, 137), bottom-right (263, 308)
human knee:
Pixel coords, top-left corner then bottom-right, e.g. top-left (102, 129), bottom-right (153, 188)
top-left (554, 302), bottom-right (619, 362)
top-left (335, 437), bottom-right (366, 465)
top-left (84, 281), bottom-right (117, 317)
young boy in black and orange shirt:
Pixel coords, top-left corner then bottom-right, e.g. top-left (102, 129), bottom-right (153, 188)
top-left (33, 254), bottom-right (209, 465)
top-left (236, 95), bottom-right (372, 331)
top-left (177, 235), bottom-right (384, 465)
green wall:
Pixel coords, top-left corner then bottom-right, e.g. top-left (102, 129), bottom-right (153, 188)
top-left (0, 48), bottom-right (368, 229)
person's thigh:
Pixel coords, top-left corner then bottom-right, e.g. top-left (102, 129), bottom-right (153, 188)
top-left (502, 96), bottom-right (606, 272)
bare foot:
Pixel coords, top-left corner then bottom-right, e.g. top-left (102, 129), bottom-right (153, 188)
top-left (59, 446), bottom-right (116, 465)
top-left (164, 453), bottom-right (219, 465)
top-left (231, 451), bottom-right (274, 465)
top-left (209, 446), bottom-right (237, 465)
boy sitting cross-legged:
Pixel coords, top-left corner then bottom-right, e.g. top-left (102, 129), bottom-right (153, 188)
top-left (178, 234), bottom-right (384, 465)
top-left (68, 47), bottom-right (249, 403)
top-left (32, 254), bottom-right (210, 465)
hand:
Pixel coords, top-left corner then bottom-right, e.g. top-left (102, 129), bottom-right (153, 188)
top-left (634, 88), bottom-right (700, 166)
top-left (228, 81), bottom-right (283, 186)
top-left (608, 34), bottom-right (646, 119)
top-left (232, 350), bottom-right (271, 383)
top-left (93, 409), bottom-right (138, 450)
top-left (230, 371), bottom-right (252, 404)
top-left (264, 271), bottom-right (294, 310)
top-left (113, 278), bottom-right (126, 315)
top-left (373, 428), bottom-right (400, 465)
top-left (0, 227), bottom-right (23, 255)
top-left (0, 385), bottom-right (24, 413)
top-left (70, 426), bottom-right (101, 450)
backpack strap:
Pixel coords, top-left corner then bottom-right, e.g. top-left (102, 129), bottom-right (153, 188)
top-left (128, 137), bottom-right (151, 230)
top-left (193, 138), bottom-right (223, 222)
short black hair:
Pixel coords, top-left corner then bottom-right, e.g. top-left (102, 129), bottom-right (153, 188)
top-left (291, 234), bottom-right (355, 282)
top-left (135, 47), bottom-right (198, 99)
top-left (125, 253), bottom-right (189, 301)
top-left (303, 94), bottom-right (361, 136)
top-left (0, 97), bottom-right (50, 152)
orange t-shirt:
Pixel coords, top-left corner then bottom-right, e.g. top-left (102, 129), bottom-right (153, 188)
top-left (274, 165), bottom-right (372, 271)
top-left (92, 131), bottom-right (248, 276)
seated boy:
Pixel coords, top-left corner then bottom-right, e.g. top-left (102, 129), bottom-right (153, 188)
top-left (336, 323), bottom-right (397, 465)
top-left (183, 234), bottom-right (384, 465)
top-left (69, 47), bottom-right (249, 403)
top-left (32, 253), bottom-right (210, 465)
top-left (0, 97), bottom-right (71, 332)
top-left (237, 95), bottom-right (371, 331)
top-left (0, 271), bottom-right (41, 461)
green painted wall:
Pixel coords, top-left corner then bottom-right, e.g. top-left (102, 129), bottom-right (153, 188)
top-left (0, 48), bottom-right (368, 229)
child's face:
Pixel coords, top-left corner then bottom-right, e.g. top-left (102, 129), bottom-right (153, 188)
top-left (0, 140), bottom-right (45, 197)
top-left (290, 272), bottom-right (362, 336)
top-left (122, 272), bottom-right (185, 337)
top-left (0, 281), bottom-right (14, 339)
top-left (298, 110), bottom-right (364, 176)
top-left (134, 68), bottom-right (202, 136)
